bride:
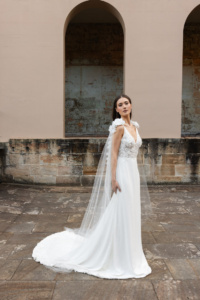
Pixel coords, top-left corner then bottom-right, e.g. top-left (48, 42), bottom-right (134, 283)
top-left (32, 94), bottom-right (152, 279)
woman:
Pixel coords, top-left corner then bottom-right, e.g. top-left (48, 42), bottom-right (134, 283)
top-left (32, 94), bottom-right (152, 279)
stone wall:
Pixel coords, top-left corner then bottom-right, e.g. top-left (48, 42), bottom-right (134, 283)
top-left (1, 138), bottom-right (200, 185)
top-left (0, 143), bottom-right (5, 182)
top-left (182, 23), bottom-right (200, 136)
top-left (65, 23), bottom-right (123, 136)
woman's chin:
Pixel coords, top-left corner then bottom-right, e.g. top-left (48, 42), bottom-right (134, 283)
top-left (121, 112), bottom-right (130, 116)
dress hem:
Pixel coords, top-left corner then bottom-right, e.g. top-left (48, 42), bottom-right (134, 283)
top-left (32, 254), bottom-right (152, 280)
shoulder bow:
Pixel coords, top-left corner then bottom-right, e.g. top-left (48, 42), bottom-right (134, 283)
top-left (108, 118), bottom-right (125, 134)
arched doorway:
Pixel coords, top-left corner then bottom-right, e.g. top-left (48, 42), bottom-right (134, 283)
top-left (182, 5), bottom-right (200, 136)
top-left (64, 3), bottom-right (124, 137)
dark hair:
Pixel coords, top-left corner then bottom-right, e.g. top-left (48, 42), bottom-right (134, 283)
top-left (112, 94), bottom-right (132, 120)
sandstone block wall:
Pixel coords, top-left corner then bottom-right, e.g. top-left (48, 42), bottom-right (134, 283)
top-left (0, 138), bottom-right (199, 185)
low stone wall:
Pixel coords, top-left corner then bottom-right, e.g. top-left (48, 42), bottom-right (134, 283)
top-left (0, 138), bottom-right (200, 185)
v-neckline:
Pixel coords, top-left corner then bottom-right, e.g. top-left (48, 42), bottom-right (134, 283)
top-left (124, 126), bottom-right (138, 143)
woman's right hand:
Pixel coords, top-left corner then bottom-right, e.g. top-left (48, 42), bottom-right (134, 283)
top-left (112, 179), bottom-right (121, 194)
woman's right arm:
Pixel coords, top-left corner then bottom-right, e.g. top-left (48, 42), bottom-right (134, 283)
top-left (111, 125), bottom-right (124, 193)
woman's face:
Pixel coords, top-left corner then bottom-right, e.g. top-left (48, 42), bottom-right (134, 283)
top-left (116, 97), bottom-right (132, 117)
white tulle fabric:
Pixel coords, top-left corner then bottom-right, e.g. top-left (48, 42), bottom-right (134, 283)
top-left (32, 119), bottom-right (152, 279)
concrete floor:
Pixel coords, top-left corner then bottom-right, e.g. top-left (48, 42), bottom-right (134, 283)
top-left (0, 183), bottom-right (200, 300)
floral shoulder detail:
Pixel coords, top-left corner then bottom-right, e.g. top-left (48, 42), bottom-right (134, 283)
top-left (131, 120), bottom-right (139, 128)
top-left (108, 118), bottom-right (125, 134)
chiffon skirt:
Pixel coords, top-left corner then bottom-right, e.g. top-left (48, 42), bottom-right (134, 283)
top-left (32, 157), bottom-right (152, 279)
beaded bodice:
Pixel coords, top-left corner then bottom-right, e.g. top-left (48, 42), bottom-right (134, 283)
top-left (108, 118), bottom-right (142, 159)
top-left (118, 126), bottom-right (142, 158)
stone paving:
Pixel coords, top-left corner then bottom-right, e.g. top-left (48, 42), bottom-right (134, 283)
top-left (0, 183), bottom-right (200, 300)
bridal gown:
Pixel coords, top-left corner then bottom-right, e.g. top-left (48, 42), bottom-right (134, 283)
top-left (32, 121), bottom-right (152, 279)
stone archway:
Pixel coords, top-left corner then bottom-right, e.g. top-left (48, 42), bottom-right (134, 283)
top-left (182, 4), bottom-right (200, 137)
top-left (64, 2), bottom-right (125, 137)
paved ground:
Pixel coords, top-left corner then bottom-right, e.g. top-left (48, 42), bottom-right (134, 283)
top-left (0, 183), bottom-right (200, 300)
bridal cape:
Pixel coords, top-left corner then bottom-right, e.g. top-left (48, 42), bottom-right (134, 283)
top-left (32, 118), bottom-right (152, 279)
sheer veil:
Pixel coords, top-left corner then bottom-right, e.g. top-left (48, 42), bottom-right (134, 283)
top-left (64, 117), bottom-right (153, 239)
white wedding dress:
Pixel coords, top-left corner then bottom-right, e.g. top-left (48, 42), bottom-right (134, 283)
top-left (32, 120), bottom-right (152, 279)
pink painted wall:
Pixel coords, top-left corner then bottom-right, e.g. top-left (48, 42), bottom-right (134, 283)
top-left (0, 0), bottom-right (200, 142)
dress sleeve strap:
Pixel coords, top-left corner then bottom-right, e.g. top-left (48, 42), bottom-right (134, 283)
top-left (131, 120), bottom-right (139, 128)
top-left (108, 118), bottom-right (125, 134)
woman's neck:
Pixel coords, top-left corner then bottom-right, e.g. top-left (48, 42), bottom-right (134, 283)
top-left (121, 116), bottom-right (131, 126)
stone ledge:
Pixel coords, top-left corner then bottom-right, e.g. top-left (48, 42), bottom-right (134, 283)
top-left (0, 138), bottom-right (199, 185)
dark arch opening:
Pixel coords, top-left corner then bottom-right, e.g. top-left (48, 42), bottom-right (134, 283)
top-left (182, 5), bottom-right (200, 137)
top-left (64, 3), bottom-right (124, 137)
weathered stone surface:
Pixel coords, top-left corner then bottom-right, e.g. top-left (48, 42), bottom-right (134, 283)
top-left (23, 154), bottom-right (40, 165)
top-left (154, 175), bottom-right (182, 183)
top-left (165, 259), bottom-right (198, 279)
top-left (32, 175), bottom-right (56, 185)
top-left (142, 232), bottom-right (156, 244)
top-left (2, 138), bottom-right (200, 185)
top-left (0, 205), bottom-right (22, 215)
top-left (56, 175), bottom-right (80, 186)
top-left (66, 154), bottom-right (83, 164)
top-left (33, 221), bottom-right (66, 233)
top-left (182, 24), bottom-right (200, 136)
top-left (155, 212), bottom-right (200, 225)
top-left (81, 175), bottom-right (95, 186)
top-left (161, 224), bottom-right (200, 232)
top-left (0, 183), bottom-right (200, 299)
top-left (7, 244), bottom-right (35, 260)
top-left (155, 165), bottom-right (175, 176)
top-left (53, 280), bottom-right (157, 300)
top-left (162, 154), bottom-right (186, 164)
top-left (142, 221), bottom-right (165, 232)
top-left (82, 152), bottom-right (95, 167)
top-left (0, 259), bottom-right (21, 280)
top-left (152, 231), bottom-right (200, 244)
top-left (55, 270), bottom-right (102, 281)
top-left (66, 213), bottom-right (84, 223)
top-left (147, 259), bottom-right (173, 280)
top-left (144, 243), bottom-right (200, 260)
top-left (6, 233), bottom-right (51, 245)
top-left (0, 220), bottom-right (12, 232)
top-left (186, 259), bottom-right (200, 276)
top-left (5, 221), bottom-right (35, 234)
top-left (93, 153), bottom-right (101, 165)
top-left (0, 244), bottom-right (16, 259)
top-left (6, 154), bottom-right (24, 166)
top-left (29, 165), bottom-right (40, 175)
top-left (0, 202), bottom-right (23, 215)
top-left (58, 165), bottom-right (82, 176)
top-left (39, 154), bottom-right (65, 165)
top-left (5, 165), bottom-right (30, 177)
top-left (83, 166), bottom-right (97, 175)
top-left (154, 280), bottom-right (200, 300)
top-left (152, 201), bottom-right (189, 214)
top-left (0, 232), bottom-right (13, 244)
top-left (65, 24), bottom-right (123, 137)
top-left (0, 281), bottom-right (55, 299)
top-left (39, 165), bottom-right (58, 176)
top-left (175, 164), bottom-right (191, 176)
top-left (11, 260), bottom-right (56, 281)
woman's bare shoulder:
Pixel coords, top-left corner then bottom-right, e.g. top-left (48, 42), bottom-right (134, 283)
top-left (115, 125), bottom-right (124, 133)
top-left (113, 125), bottom-right (124, 140)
